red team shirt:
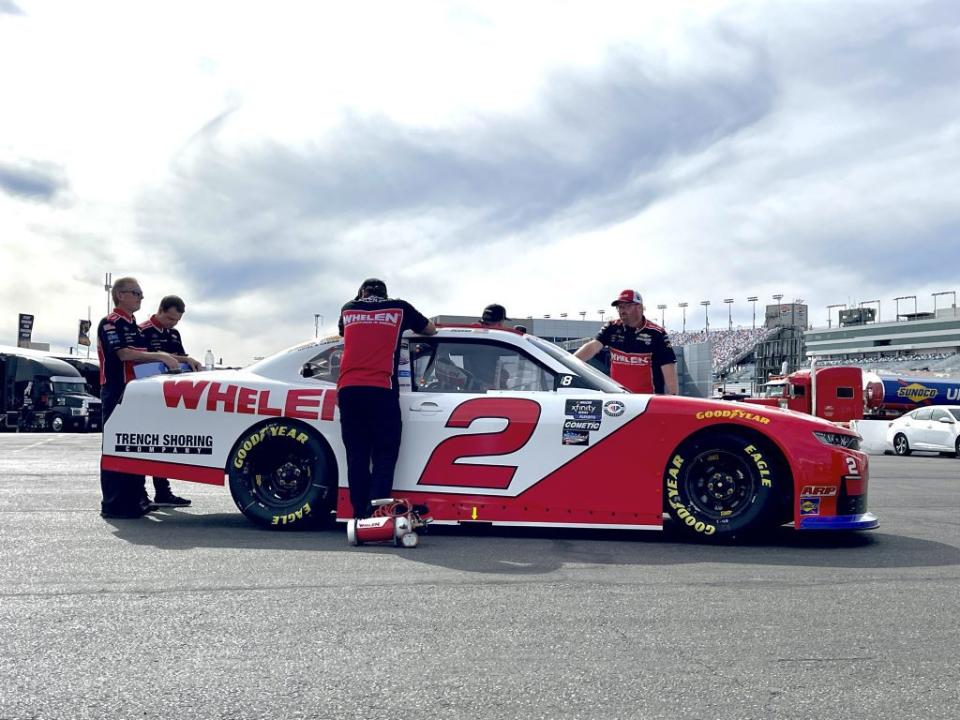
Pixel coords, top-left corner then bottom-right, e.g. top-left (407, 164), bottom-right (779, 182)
top-left (595, 318), bottom-right (676, 393)
top-left (337, 298), bottom-right (430, 390)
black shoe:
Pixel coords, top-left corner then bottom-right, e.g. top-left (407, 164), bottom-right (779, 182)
top-left (152, 492), bottom-right (191, 508)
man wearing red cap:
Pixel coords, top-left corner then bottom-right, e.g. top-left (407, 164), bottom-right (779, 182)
top-left (574, 289), bottom-right (678, 394)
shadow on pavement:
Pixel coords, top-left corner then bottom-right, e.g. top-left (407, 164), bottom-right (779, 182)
top-left (102, 509), bottom-right (960, 575)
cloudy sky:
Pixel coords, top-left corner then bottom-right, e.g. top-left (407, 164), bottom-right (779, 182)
top-left (2, 0), bottom-right (958, 364)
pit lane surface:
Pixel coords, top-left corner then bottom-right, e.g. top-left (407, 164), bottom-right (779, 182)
top-left (0, 435), bottom-right (957, 720)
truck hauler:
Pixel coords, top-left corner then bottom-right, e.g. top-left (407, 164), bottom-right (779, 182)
top-left (744, 361), bottom-right (960, 423)
top-left (0, 345), bottom-right (102, 432)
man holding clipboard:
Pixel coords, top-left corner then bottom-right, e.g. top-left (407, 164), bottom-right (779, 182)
top-left (138, 295), bottom-right (202, 507)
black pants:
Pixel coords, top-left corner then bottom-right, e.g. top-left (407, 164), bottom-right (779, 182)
top-left (337, 386), bottom-right (402, 518)
top-left (100, 386), bottom-right (147, 512)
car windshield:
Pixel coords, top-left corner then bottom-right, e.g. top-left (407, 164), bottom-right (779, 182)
top-left (950, 409), bottom-right (960, 421)
top-left (762, 383), bottom-right (785, 398)
top-left (52, 381), bottom-right (87, 394)
top-left (525, 336), bottom-right (627, 394)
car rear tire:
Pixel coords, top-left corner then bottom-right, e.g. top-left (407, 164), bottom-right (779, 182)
top-left (227, 419), bottom-right (337, 529)
top-left (893, 433), bottom-right (911, 456)
top-left (955, 437), bottom-right (960, 459)
top-left (664, 431), bottom-right (786, 540)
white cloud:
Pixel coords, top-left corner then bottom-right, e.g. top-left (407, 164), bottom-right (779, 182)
top-left (1, 0), bottom-right (958, 362)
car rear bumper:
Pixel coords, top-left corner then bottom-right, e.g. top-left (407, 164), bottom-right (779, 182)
top-left (796, 512), bottom-right (879, 531)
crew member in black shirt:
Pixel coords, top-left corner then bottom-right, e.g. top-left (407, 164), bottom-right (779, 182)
top-left (574, 289), bottom-right (678, 394)
top-left (139, 295), bottom-right (202, 507)
top-left (337, 278), bottom-right (436, 518)
top-left (97, 277), bottom-right (180, 518)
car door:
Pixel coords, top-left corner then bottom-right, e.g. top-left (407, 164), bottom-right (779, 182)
top-left (908, 407), bottom-right (934, 449)
top-left (394, 337), bottom-right (586, 500)
top-left (927, 408), bottom-right (955, 450)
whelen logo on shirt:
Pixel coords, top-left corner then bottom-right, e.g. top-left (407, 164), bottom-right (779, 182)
top-left (609, 350), bottom-right (652, 366)
top-left (342, 311), bottom-right (402, 326)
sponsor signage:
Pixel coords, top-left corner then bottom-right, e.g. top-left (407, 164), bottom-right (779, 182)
top-left (17, 313), bottom-right (34, 348)
top-left (78, 319), bottom-right (91, 347)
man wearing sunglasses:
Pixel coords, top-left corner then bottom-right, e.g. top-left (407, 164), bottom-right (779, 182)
top-left (97, 277), bottom-right (181, 519)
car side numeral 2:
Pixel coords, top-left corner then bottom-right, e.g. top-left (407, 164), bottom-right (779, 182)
top-left (417, 397), bottom-right (542, 489)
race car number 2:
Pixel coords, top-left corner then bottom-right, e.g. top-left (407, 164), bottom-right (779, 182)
top-left (417, 398), bottom-right (541, 489)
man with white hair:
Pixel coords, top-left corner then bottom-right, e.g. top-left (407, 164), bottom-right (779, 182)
top-left (97, 276), bottom-right (180, 518)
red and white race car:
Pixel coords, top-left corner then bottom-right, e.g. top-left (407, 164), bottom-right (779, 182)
top-left (102, 327), bottom-right (878, 540)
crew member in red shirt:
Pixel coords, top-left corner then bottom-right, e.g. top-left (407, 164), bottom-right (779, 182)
top-left (337, 278), bottom-right (436, 518)
top-left (97, 277), bottom-right (180, 518)
top-left (139, 294), bottom-right (202, 508)
top-left (574, 289), bottom-right (678, 394)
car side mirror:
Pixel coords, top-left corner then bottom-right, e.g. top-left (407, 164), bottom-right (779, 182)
top-left (939, 417), bottom-right (953, 424)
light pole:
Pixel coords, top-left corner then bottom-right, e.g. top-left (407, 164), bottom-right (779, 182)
top-left (700, 300), bottom-right (711, 332)
top-left (859, 299), bottom-right (880, 322)
top-left (314, 313), bottom-right (323, 338)
top-left (772, 293), bottom-right (784, 328)
top-left (893, 296), bottom-right (916, 321)
top-left (723, 298), bottom-right (734, 330)
top-left (746, 296), bottom-right (758, 330)
top-left (678, 302), bottom-right (688, 333)
top-left (597, 309), bottom-right (605, 324)
top-left (578, 311), bottom-right (586, 321)
top-left (657, 303), bottom-right (667, 327)
top-left (826, 303), bottom-right (845, 328)
top-left (932, 291), bottom-right (956, 318)
top-left (104, 272), bottom-right (113, 316)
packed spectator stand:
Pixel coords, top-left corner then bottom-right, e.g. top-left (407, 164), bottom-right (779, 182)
top-left (671, 327), bottom-right (771, 373)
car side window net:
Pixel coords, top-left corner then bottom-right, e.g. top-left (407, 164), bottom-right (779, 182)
top-left (302, 346), bottom-right (343, 382)
top-left (410, 340), bottom-right (553, 393)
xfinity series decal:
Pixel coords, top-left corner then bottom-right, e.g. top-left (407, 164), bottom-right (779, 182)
top-left (565, 399), bottom-right (602, 421)
top-left (163, 381), bottom-right (336, 421)
top-left (114, 433), bottom-right (214, 455)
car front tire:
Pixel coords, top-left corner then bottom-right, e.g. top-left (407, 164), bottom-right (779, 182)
top-left (893, 433), bottom-right (911, 456)
top-left (664, 431), bottom-right (787, 541)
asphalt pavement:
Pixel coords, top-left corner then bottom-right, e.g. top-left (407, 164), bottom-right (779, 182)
top-left (0, 434), bottom-right (957, 720)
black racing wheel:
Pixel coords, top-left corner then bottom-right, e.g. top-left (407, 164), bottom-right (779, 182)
top-left (227, 419), bottom-right (337, 529)
top-left (664, 431), bottom-right (787, 540)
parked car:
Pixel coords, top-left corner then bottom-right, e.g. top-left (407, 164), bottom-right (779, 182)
top-left (886, 406), bottom-right (960, 456)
